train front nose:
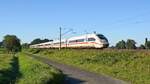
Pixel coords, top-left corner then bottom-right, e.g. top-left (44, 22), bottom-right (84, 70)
top-left (100, 39), bottom-right (109, 48)
top-left (103, 44), bottom-right (109, 48)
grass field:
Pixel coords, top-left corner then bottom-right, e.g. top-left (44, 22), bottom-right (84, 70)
top-left (0, 48), bottom-right (6, 54)
top-left (0, 49), bottom-right (64, 84)
top-left (0, 54), bottom-right (17, 84)
top-left (29, 49), bottom-right (150, 84)
top-left (16, 53), bottom-right (64, 84)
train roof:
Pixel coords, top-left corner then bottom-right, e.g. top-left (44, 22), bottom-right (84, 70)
top-left (30, 41), bottom-right (52, 46)
top-left (68, 33), bottom-right (101, 40)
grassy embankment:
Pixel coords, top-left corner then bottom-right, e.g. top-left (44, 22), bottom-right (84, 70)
top-left (0, 48), bottom-right (6, 54)
top-left (16, 53), bottom-right (64, 84)
top-left (29, 49), bottom-right (150, 84)
top-left (0, 54), bottom-right (16, 84)
top-left (0, 49), bottom-right (64, 84)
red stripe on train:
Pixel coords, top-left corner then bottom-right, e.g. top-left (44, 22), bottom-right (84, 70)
top-left (65, 42), bottom-right (99, 45)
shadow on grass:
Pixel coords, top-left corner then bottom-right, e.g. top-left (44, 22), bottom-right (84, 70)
top-left (46, 72), bottom-right (65, 84)
top-left (63, 76), bottom-right (86, 84)
top-left (0, 55), bottom-right (22, 84)
top-left (46, 71), bottom-right (85, 84)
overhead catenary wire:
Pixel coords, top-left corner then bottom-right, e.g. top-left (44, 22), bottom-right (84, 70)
top-left (101, 11), bottom-right (150, 28)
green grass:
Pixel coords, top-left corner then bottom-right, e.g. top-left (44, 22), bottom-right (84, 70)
top-left (29, 49), bottom-right (150, 84)
top-left (16, 53), bottom-right (64, 84)
top-left (0, 49), bottom-right (64, 84)
top-left (0, 48), bottom-right (6, 54)
top-left (0, 54), bottom-right (12, 71)
top-left (0, 54), bottom-right (17, 84)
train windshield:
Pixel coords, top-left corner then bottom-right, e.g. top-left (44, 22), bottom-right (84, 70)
top-left (97, 34), bottom-right (108, 41)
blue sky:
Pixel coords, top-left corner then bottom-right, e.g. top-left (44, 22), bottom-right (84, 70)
top-left (0, 0), bottom-right (150, 46)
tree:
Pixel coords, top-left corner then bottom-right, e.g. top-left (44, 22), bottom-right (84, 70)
top-left (145, 38), bottom-right (148, 49)
top-left (41, 39), bottom-right (50, 43)
top-left (30, 38), bottom-right (51, 45)
top-left (116, 40), bottom-right (126, 49)
top-left (126, 39), bottom-right (136, 49)
top-left (22, 43), bottom-right (29, 49)
top-left (0, 41), bottom-right (3, 48)
top-left (145, 38), bottom-right (150, 49)
top-left (3, 35), bottom-right (21, 52)
top-left (30, 38), bottom-right (41, 45)
top-left (146, 41), bottom-right (150, 49)
top-left (139, 44), bottom-right (145, 49)
top-left (109, 46), bottom-right (115, 49)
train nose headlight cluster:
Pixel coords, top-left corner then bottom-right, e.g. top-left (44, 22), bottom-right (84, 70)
top-left (100, 40), bottom-right (107, 43)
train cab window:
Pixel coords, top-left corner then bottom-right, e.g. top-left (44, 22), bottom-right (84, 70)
top-left (97, 34), bottom-right (105, 39)
top-left (97, 34), bottom-right (108, 42)
top-left (88, 38), bottom-right (96, 41)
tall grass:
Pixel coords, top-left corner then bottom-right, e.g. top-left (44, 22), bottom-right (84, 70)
top-left (0, 54), bottom-right (17, 84)
top-left (16, 53), bottom-right (64, 84)
top-left (0, 49), bottom-right (64, 84)
top-left (0, 48), bottom-right (6, 54)
top-left (29, 49), bottom-right (150, 84)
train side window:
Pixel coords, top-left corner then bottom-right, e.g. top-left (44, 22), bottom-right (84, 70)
top-left (54, 42), bottom-right (59, 45)
top-left (45, 44), bottom-right (51, 46)
top-left (69, 40), bottom-right (76, 43)
top-left (77, 39), bottom-right (84, 42)
top-left (69, 39), bottom-right (84, 43)
top-left (97, 35), bottom-right (105, 39)
top-left (61, 42), bottom-right (65, 44)
top-left (88, 38), bottom-right (96, 41)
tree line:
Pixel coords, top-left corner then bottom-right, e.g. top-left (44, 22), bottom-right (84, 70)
top-left (0, 35), bottom-right (150, 53)
top-left (0, 35), bottom-right (52, 53)
top-left (114, 38), bottom-right (150, 49)
top-left (22, 38), bottom-right (53, 48)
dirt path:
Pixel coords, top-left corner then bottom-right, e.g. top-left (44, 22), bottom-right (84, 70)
top-left (25, 53), bottom-right (127, 84)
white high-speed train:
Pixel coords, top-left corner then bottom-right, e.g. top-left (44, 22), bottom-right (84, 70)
top-left (30, 33), bottom-right (109, 49)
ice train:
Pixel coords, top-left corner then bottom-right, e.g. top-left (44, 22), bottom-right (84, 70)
top-left (30, 33), bottom-right (109, 49)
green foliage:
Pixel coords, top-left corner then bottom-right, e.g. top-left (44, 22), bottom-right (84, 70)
top-left (0, 54), bottom-right (19, 84)
top-left (116, 40), bottom-right (126, 49)
top-left (115, 39), bottom-right (137, 49)
top-left (139, 44), bottom-right (145, 49)
top-left (145, 38), bottom-right (150, 49)
top-left (0, 54), bottom-right (12, 83)
top-left (32, 49), bottom-right (150, 84)
top-left (126, 39), bottom-right (136, 49)
top-left (145, 41), bottom-right (150, 49)
top-left (21, 43), bottom-right (29, 49)
top-left (0, 41), bottom-right (3, 48)
top-left (3, 35), bottom-right (21, 52)
top-left (0, 48), bottom-right (6, 54)
top-left (30, 38), bottom-right (51, 45)
top-left (28, 48), bottom-right (41, 54)
top-left (30, 38), bottom-right (42, 45)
